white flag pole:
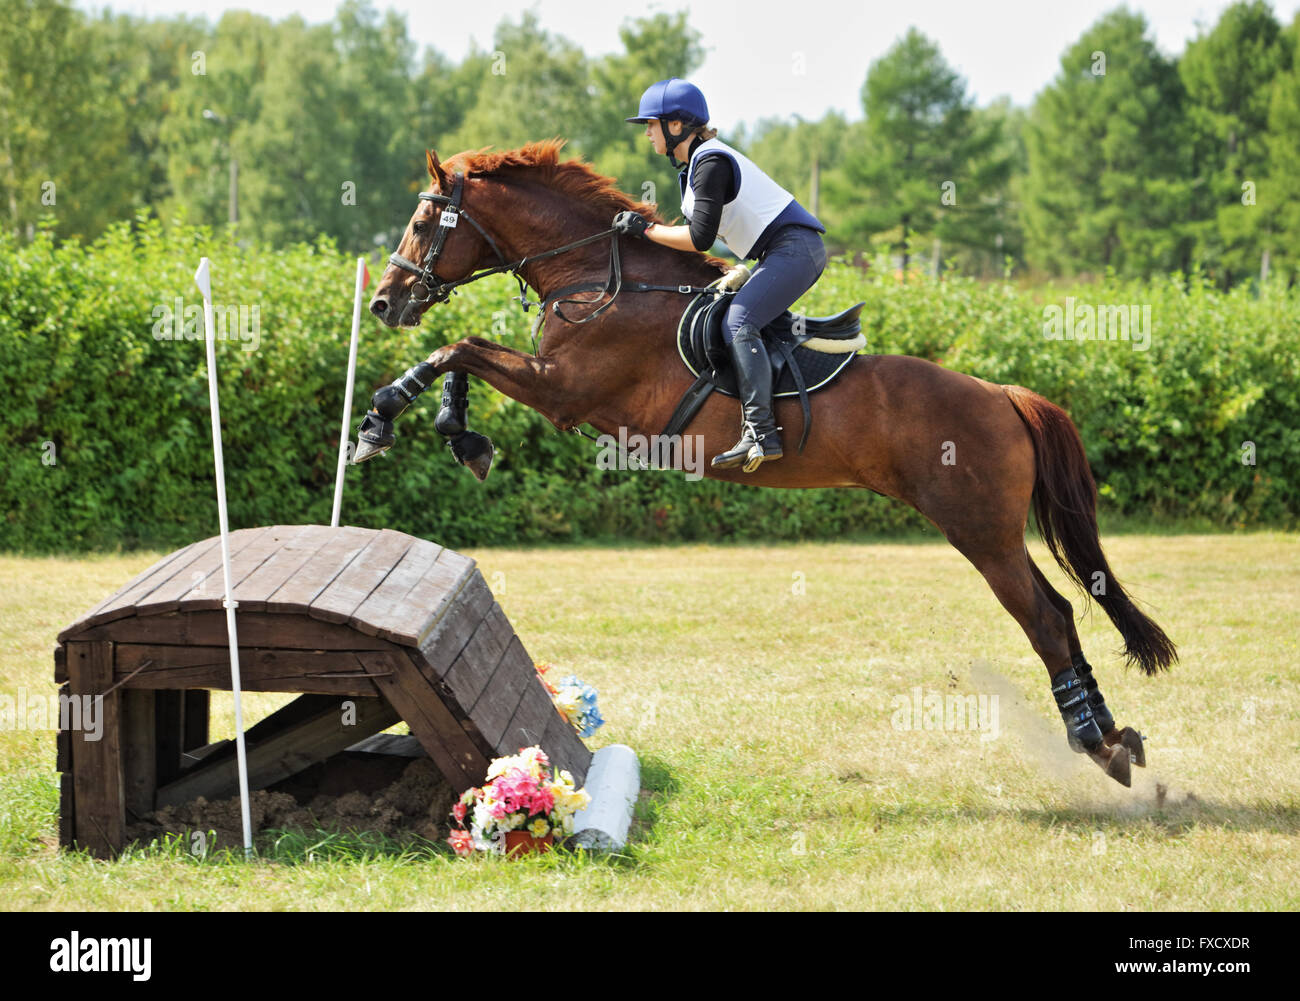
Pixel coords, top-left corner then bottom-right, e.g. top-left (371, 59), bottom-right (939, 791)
top-left (331, 257), bottom-right (367, 527)
top-left (195, 256), bottom-right (255, 860)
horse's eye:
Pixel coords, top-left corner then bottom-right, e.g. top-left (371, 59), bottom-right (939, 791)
top-left (413, 221), bottom-right (426, 235)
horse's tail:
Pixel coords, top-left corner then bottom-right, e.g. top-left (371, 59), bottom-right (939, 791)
top-left (1002, 384), bottom-right (1177, 675)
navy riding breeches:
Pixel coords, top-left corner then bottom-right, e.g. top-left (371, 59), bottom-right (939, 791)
top-left (723, 225), bottom-right (828, 343)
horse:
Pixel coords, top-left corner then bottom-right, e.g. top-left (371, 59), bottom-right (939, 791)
top-left (357, 139), bottom-right (1176, 787)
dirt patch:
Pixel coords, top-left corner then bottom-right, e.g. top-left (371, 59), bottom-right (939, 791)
top-left (124, 751), bottom-right (459, 852)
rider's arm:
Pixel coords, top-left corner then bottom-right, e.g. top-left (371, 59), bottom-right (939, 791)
top-left (645, 154), bottom-right (735, 253)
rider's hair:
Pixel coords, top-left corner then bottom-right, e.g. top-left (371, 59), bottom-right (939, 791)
top-left (666, 118), bottom-right (718, 143)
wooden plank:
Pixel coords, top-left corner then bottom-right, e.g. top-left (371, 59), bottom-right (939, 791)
top-left (121, 689), bottom-right (157, 821)
top-left (55, 685), bottom-right (71, 771)
top-left (232, 525), bottom-right (334, 612)
top-left (413, 571), bottom-right (494, 676)
top-left (58, 536), bottom-right (223, 639)
top-left (441, 602), bottom-right (514, 710)
top-left (309, 529), bottom-right (416, 625)
top-left (133, 526), bottom-right (279, 617)
top-left (68, 610), bottom-right (396, 651)
top-left (500, 683), bottom-right (559, 756)
top-left (346, 733), bottom-right (428, 757)
top-left (467, 634), bottom-right (533, 751)
top-left (357, 650), bottom-right (489, 791)
top-left (174, 524), bottom-right (309, 613)
top-left (540, 705), bottom-right (592, 786)
top-left (349, 537), bottom-right (446, 640)
top-left (112, 644), bottom-right (381, 697)
top-left (54, 644), bottom-right (66, 684)
top-left (154, 695), bottom-right (399, 808)
top-left (67, 640), bottom-right (124, 858)
top-left (399, 551), bottom-right (477, 645)
top-left (59, 773), bottom-right (75, 849)
top-left (264, 525), bottom-right (375, 613)
top-left (73, 540), bottom-right (202, 625)
top-left (178, 694), bottom-right (341, 773)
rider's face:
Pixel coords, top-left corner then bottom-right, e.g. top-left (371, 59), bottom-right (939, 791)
top-left (646, 119), bottom-right (666, 155)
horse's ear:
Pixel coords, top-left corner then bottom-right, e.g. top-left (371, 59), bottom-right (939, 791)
top-left (426, 149), bottom-right (448, 191)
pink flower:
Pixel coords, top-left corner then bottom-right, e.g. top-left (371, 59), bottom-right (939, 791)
top-left (452, 801), bottom-right (467, 824)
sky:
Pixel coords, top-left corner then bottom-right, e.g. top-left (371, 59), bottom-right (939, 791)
top-left (87, 0), bottom-right (1300, 132)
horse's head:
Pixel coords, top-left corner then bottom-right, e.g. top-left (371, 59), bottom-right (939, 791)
top-left (370, 150), bottom-right (497, 328)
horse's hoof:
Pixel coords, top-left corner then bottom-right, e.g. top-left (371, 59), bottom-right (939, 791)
top-left (1118, 727), bottom-right (1146, 768)
top-left (1088, 742), bottom-right (1132, 787)
top-left (354, 411), bottom-right (395, 464)
top-left (449, 431), bottom-right (494, 481)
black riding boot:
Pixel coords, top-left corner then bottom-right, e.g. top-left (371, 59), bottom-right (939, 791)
top-left (710, 325), bottom-right (783, 472)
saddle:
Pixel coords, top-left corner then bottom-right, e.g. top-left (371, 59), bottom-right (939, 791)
top-left (662, 290), bottom-right (867, 453)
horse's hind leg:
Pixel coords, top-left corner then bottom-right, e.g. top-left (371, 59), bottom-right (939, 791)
top-left (1027, 557), bottom-right (1147, 768)
top-left (947, 535), bottom-right (1133, 786)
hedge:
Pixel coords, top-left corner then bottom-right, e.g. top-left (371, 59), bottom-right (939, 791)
top-left (2, 219), bottom-right (1295, 553)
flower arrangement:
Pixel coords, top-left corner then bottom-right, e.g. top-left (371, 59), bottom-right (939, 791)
top-left (536, 662), bottom-right (605, 738)
top-left (447, 746), bottom-right (591, 857)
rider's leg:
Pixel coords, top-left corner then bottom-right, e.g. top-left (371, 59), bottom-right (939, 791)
top-left (711, 227), bottom-right (827, 472)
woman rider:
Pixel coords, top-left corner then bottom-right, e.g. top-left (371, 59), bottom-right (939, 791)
top-left (613, 77), bottom-right (827, 472)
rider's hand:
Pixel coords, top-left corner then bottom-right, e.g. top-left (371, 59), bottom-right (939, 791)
top-left (612, 211), bottom-right (652, 239)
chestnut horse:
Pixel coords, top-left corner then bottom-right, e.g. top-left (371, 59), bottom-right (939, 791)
top-left (361, 140), bottom-right (1176, 786)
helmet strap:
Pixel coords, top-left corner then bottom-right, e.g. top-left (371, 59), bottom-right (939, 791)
top-left (664, 119), bottom-right (694, 168)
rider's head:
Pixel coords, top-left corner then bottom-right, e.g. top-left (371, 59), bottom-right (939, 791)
top-left (627, 78), bottom-right (715, 166)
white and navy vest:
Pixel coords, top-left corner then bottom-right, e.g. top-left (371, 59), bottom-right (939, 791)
top-left (679, 138), bottom-right (806, 259)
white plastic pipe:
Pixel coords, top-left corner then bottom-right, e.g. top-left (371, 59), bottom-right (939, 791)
top-left (571, 744), bottom-right (640, 852)
top-left (331, 257), bottom-right (367, 527)
top-left (194, 257), bottom-right (254, 859)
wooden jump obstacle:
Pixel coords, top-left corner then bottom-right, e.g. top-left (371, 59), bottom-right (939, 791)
top-left (54, 524), bottom-right (592, 858)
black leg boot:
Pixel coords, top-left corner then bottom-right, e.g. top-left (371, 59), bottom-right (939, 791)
top-left (354, 361), bottom-right (436, 463)
top-left (1052, 664), bottom-right (1105, 753)
top-left (1070, 651), bottom-right (1116, 745)
top-left (710, 325), bottom-right (783, 473)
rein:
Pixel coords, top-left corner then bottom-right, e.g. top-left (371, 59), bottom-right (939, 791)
top-left (386, 170), bottom-right (720, 333)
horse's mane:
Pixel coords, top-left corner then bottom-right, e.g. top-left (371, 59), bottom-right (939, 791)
top-left (442, 138), bottom-right (729, 272)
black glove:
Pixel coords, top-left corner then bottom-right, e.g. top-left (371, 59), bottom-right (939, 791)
top-left (612, 211), bottom-right (651, 238)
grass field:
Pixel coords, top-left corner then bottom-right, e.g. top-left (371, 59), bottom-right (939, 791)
top-left (1, 532), bottom-right (1297, 910)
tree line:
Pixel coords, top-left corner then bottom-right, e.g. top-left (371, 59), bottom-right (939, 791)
top-left (3, 0), bottom-right (1299, 286)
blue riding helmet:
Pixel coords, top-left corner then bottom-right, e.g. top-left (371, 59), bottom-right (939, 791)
top-left (627, 78), bottom-right (708, 128)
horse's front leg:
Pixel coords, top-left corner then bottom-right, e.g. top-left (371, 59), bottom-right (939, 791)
top-left (353, 337), bottom-right (562, 478)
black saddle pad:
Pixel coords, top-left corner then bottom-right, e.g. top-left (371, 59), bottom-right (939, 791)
top-left (675, 291), bottom-right (864, 398)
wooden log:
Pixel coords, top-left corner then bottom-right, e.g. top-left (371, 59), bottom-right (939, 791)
top-left (67, 640), bottom-right (124, 858)
top-left (154, 695), bottom-right (399, 808)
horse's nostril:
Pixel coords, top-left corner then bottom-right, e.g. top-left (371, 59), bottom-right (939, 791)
top-left (370, 297), bottom-right (388, 317)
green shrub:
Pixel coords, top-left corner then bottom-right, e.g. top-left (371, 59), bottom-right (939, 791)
top-left (1, 223), bottom-right (1295, 553)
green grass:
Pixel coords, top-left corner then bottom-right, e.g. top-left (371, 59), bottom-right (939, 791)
top-left (1, 533), bottom-right (1297, 910)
